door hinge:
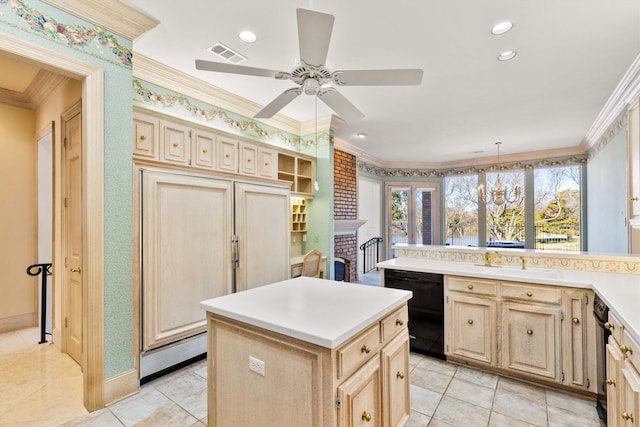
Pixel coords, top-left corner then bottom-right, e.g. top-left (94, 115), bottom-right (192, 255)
top-left (561, 372), bottom-right (565, 382)
top-left (335, 394), bottom-right (341, 409)
top-left (64, 317), bottom-right (68, 328)
top-left (63, 137), bottom-right (68, 148)
top-left (560, 311), bottom-right (564, 321)
top-left (189, 130), bottom-right (192, 137)
top-left (65, 257), bottom-right (68, 268)
top-left (585, 295), bottom-right (589, 305)
top-left (587, 378), bottom-right (590, 388)
top-left (64, 197), bottom-right (68, 208)
top-left (446, 295), bottom-right (449, 303)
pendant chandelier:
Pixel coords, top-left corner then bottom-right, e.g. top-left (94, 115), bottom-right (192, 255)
top-left (479, 142), bottom-right (521, 205)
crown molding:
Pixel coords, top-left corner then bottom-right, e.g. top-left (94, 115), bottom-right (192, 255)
top-left (42, 0), bottom-right (158, 41)
top-left (133, 54), bottom-right (302, 136)
top-left (581, 52), bottom-right (640, 152)
top-left (27, 70), bottom-right (69, 107)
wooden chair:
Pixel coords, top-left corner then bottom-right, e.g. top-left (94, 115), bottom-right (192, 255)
top-left (301, 249), bottom-right (322, 278)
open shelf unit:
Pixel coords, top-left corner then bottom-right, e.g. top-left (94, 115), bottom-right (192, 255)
top-left (291, 199), bottom-right (307, 232)
top-left (278, 152), bottom-right (314, 197)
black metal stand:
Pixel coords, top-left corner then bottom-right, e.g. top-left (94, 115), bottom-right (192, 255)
top-left (26, 263), bottom-right (53, 344)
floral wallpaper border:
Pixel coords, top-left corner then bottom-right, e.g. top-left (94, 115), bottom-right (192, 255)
top-left (358, 155), bottom-right (588, 178)
top-left (395, 245), bottom-right (640, 275)
top-left (133, 79), bottom-right (330, 151)
top-left (0, 0), bottom-right (132, 68)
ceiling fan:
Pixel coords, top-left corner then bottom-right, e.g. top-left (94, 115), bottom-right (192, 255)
top-left (195, 8), bottom-right (423, 122)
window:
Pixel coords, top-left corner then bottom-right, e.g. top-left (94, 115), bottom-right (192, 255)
top-left (444, 165), bottom-right (582, 252)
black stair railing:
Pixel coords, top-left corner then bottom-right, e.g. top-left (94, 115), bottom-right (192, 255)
top-left (359, 237), bottom-right (383, 274)
top-left (26, 263), bottom-right (52, 344)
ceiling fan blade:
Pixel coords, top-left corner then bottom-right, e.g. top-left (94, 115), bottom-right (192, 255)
top-left (317, 88), bottom-right (364, 122)
top-left (297, 8), bottom-right (334, 66)
top-left (195, 59), bottom-right (285, 79)
top-left (333, 69), bottom-right (424, 86)
top-left (254, 88), bottom-right (303, 119)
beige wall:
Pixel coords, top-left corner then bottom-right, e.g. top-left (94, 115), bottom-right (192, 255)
top-left (34, 78), bottom-right (81, 344)
top-left (0, 103), bottom-right (36, 330)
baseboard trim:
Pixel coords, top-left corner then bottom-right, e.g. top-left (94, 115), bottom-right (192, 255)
top-left (103, 369), bottom-right (139, 406)
top-left (0, 313), bottom-right (36, 333)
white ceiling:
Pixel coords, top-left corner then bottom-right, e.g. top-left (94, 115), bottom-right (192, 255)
top-left (127, 0), bottom-right (640, 164)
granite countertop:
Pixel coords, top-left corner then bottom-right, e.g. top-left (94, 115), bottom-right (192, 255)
top-left (378, 257), bottom-right (640, 344)
top-left (200, 277), bottom-right (412, 349)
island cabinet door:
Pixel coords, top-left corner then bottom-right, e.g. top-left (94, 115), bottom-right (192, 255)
top-left (607, 340), bottom-right (624, 427)
top-left (337, 355), bottom-right (382, 427)
top-left (381, 331), bottom-right (410, 427)
top-left (141, 170), bottom-right (233, 350)
top-left (446, 294), bottom-right (497, 366)
top-left (501, 302), bottom-right (561, 381)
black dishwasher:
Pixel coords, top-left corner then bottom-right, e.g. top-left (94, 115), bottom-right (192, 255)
top-left (384, 269), bottom-right (444, 359)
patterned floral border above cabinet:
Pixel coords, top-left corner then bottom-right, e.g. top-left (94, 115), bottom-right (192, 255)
top-left (394, 246), bottom-right (640, 275)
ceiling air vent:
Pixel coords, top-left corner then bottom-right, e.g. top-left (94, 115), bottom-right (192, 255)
top-left (207, 42), bottom-right (247, 64)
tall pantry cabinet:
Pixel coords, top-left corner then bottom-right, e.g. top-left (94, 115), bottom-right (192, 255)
top-left (134, 110), bottom-right (292, 376)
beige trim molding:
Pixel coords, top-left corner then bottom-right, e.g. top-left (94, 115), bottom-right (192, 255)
top-left (104, 369), bottom-right (139, 406)
top-left (0, 69), bottom-right (68, 109)
top-left (581, 52), bottom-right (640, 152)
top-left (0, 313), bottom-right (36, 333)
top-left (133, 54), bottom-right (302, 136)
top-left (0, 32), bottom-right (106, 411)
top-left (41, 0), bottom-right (158, 41)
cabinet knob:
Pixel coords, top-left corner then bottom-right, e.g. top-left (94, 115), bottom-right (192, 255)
top-left (468, 319), bottom-right (474, 325)
top-left (70, 267), bottom-right (81, 273)
top-left (139, 135), bottom-right (146, 141)
top-left (395, 319), bottom-right (404, 326)
top-left (606, 378), bottom-right (616, 386)
top-left (265, 162), bottom-right (270, 166)
top-left (247, 158), bottom-right (252, 162)
top-left (621, 412), bottom-right (634, 422)
top-left (396, 371), bottom-right (405, 380)
top-left (361, 411), bottom-right (372, 422)
top-left (225, 154), bottom-right (230, 158)
top-left (527, 329), bottom-right (533, 335)
top-left (572, 317), bottom-right (580, 325)
top-left (630, 197), bottom-right (639, 202)
top-left (620, 345), bottom-right (633, 355)
top-left (605, 322), bottom-right (615, 330)
top-left (526, 291), bottom-right (533, 297)
top-left (172, 143), bottom-right (179, 148)
top-left (360, 344), bottom-right (371, 354)
top-left (202, 148), bottom-right (208, 154)
top-left (467, 284), bottom-right (474, 290)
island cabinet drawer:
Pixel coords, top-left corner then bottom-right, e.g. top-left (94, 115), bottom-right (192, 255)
top-left (501, 283), bottom-right (562, 305)
top-left (380, 305), bottom-right (409, 343)
top-left (336, 324), bottom-right (381, 380)
top-left (608, 311), bottom-right (625, 345)
top-left (447, 276), bottom-right (497, 296)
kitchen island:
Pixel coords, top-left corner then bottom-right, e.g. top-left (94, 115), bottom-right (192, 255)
top-left (200, 277), bottom-right (412, 427)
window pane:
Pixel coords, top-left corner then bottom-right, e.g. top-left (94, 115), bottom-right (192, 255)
top-left (533, 166), bottom-right (581, 251)
top-left (486, 171), bottom-right (525, 245)
top-left (444, 176), bottom-right (479, 246)
top-left (416, 189), bottom-right (433, 245)
top-left (390, 189), bottom-right (409, 249)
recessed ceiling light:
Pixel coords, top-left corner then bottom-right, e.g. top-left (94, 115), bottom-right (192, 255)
top-left (356, 132), bottom-right (367, 139)
top-left (497, 50), bottom-right (517, 61)
top-left (491, 21), bottom-right (513, 35)
top-left (239, 31), bottom-right (257, 43)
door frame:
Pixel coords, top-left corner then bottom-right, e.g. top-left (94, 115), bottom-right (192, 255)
top-left (0, 33), bottom-right (106, 410)
top-left (385, 181), bottom-right (441, 258)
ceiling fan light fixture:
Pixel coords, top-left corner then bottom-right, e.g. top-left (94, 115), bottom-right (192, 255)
top-left (238, 31), bottom-right (257, 43)
top-left (497, 50), bottom-right (517, 61)
top-left (356, 132), bottom-right (367, 139)
top-left (302, 78), bottom-right (320, 95)
top-left (491, 21), bottom-right (513, 35)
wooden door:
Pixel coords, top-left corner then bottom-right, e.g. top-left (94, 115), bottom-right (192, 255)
top-left (234, 182), bottom-right (290, 292)
top-left (141, 170), bottom-right (233, 350)
top-left (337, 356), bottom-right (382, 427)
top-left (381, 332), bottom-right (410, 427)
top-left (607, 341), bottom-right (624, 427)
top-left (563, 290), bottom-right (589, 388)
top-left (621, 362), bottom-right (640, 427)
top-left (447, 294), bottom-right (496, 365)
top-left (62, 103), bottom-right (82, 365)
top-left (501, 302), bottom-right (560, 381)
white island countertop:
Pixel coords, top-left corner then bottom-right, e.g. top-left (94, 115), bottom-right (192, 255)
top-left (378, 257), bottom-right (640, 345)
top-left (200, 277), bottom-right (412, 349)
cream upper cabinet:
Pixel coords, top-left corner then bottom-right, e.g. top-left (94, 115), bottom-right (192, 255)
top-left (444, 276), bottom-right (596, 392)
top-left (239, 141), bottom-right (257, 175)
top-left (217, 137), bottom-right (238, 173)
top-left (258, 147), bottom-right (278, 179)
top-left (161, 120), bottom-right (190, 165)
top-left (133, 112), bottom-right (159, 159)
top-left (191, 129), bottom-right (216, 169)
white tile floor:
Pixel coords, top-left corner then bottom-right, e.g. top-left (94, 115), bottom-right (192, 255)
top-left (2, 327), bottom-right (605, 427)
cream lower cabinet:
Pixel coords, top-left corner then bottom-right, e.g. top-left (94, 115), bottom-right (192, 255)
top-left (207, 305), bottom-right (409, 427)
top-left (606, 317), bottom-right (640, 427)
top-left (445, 276), bottom-right (596, 392)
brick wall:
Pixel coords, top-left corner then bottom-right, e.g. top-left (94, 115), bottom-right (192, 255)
top-left (334, 149), bottom-right (358, 281)
top-left (421, 191), bottom-right (432, 245)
